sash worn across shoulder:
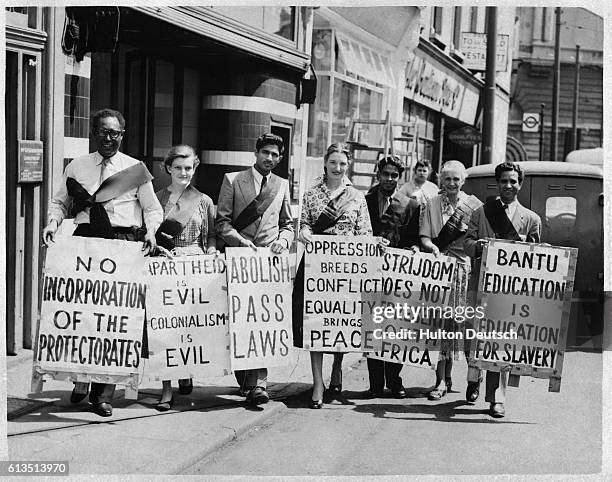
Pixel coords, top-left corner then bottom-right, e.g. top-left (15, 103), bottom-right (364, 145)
top-left (483, 198), bottom-right (521, 241)
top-left (233, 178), bottom-right (279, 233)
top-left (312, 186), bottom-right (360, 234)
top-left (68, 162), bottom-right (153, 239)
top-left (433, 195), bottom-right (483, 251)
top-left (155, 185), bottom-right (203, 250)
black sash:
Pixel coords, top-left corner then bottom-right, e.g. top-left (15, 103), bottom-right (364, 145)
top-left (483, 198), bottom-right (521, 241)
top-left (233, 177), bottom-right (279, 233)
top-left (155, 185), bottom-right (203, 250)
top-left (433, 195), bottom-right (483, 251)
top-left (68, 162), bottom-right (153, 239)
top-left (312, 186), bottom-right (360, 234)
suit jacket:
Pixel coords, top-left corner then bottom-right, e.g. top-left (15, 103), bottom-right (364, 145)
top-left (365, 184), bottom-right (420, 248)
top-left (215, 168), bottom-right (294, 248)
top-left (464, 199), bottom-right (542, 260)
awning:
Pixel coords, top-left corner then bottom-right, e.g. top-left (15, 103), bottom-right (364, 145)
top-left (133, 6), bottom-right (310, 72)
top-left (335, 32), bottom-right (396, 88)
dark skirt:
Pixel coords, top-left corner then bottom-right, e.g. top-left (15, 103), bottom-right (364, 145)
top-left (291, 256), bottom-right (306, 349)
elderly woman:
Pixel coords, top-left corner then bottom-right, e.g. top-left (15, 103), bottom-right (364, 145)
top-left (154, 144), bottom-right (217, 410)
top-left (419, 160), bottom-right (477, 401)
top-left (295, 142), bottom-right (375, 409)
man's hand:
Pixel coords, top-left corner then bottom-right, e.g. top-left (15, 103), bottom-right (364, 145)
top-left (142, 231), bottom-right (157, 256)
top-left (430, 245), bottom-right (441, 257)
top-left (42, 220), bottom-right (58, 246)
top-left (206, 246), bottom-right (218, 255)
top-left (243, 239), bottom-right (258, 251)
top-left (377, 236), bottom-right (390, 253)
top-left (270, 239), bottom-right (288, 254)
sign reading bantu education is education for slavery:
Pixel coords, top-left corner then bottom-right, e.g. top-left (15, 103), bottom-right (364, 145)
top-left (36, 237), bottom-right (147, 376)
top-left (226, 248), bottom-right (293, 371)
top-left (303, 236), bottom-right (381, 352)
top-left (362, 248), bottom-right (457, 369)
top-left (471, 240), bottom-right (577, 390)
top-left (145, 255), bottom-right (231, 380)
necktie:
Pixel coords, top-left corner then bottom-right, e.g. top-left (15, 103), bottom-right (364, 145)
top-left (260, 175), bottom-right (267, 194)
top-left (382, 197), bottom-right (390, 215)
top-left (99, 158), bottom-right (110, 185)
top-left (503, 203), bottom-right (509, 210)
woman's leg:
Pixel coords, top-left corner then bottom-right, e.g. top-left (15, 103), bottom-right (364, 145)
top-left (330, 353), bottom-right (344, 387)
top-left (444, 357), bottom-right (453, 391)
top-left (310, 352), bottom-right (325, 401)
top-left (160, 380), bottom-right (173, 403)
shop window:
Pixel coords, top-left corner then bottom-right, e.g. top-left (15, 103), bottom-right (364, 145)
top-left (153, 60), bottom-right (174, 158)
top-left (311, 30), bottom-right (332, 71)
top-left (182, 68), bottom-right (200, 149)
top-left (307, 76), bottom-right (331, 157)
top-left (431, 7), bottom-right (443, 35)
top-left (210, 6), bottom-right (296, 41)
top-left (452, 7), bottom-right (462, 50)
top-left (331, 78), bottom-right (358, 145)
top-left (545, 197), bottom-right (577, 233)
top-left (469, 7), bottom-right (478, 32)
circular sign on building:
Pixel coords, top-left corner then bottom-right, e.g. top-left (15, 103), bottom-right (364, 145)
top-left (448, 125), bottom-right (482, 148)
top-left (522, 113), bottom-right (541, 133)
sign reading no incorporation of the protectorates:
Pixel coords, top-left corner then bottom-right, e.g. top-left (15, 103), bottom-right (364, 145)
top-left (361, 248), bottom-right (457, 369)
top-left (144, 255), bottom-right (231, 380)
top-left (226, 248), bottom-right (293, 370)
top-left (303, 235), bottom-right (382, 352)
top-left (36, 236), bottom-right (147, 378)
top-left (471, 240), bottom-right (578, 391)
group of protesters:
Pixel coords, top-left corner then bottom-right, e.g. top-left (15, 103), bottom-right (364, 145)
top-left (42, 108), bottom-right (541, 419)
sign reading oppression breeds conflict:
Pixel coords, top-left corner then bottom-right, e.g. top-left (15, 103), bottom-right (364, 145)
top-left (226, 248), bottom-right (293, 371)
top-left (362, 248), bottom-right (457, 369)
top-left (145, 255), bottom-right (230, 380)
top-left (36, 236), bottom-right (147, 376)
top-left (471, 240), bottom-right (577, 385)
top-left (303, 235), bottom-right (381, 351)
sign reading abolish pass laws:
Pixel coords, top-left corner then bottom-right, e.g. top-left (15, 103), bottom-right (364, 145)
top-left (145, 255), bottom-right (230, 380)
top-left (36, 237), bottom-right (146, 376)
top-left (303, 235), bottom-right (381, 351)
top-left (226, 248), bottom-right (293, 370)
top-left (362, 248), bottom-right (456, 369)
top-left (471, 240), bottom-right (577, 391)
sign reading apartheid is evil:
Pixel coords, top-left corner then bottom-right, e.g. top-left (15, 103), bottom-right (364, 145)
top-left (35, 236), bottom-right (147, 379)
top-left (362, 248), bottom-right (457, 369)
top-left (470, 240), bottom-right (577, 391)
top-left (226, 248), bottom-right (293, 371)
top-left (145, 255), bottom-right (231, 381)
top-left (303, 235), bottom-right (382, 351)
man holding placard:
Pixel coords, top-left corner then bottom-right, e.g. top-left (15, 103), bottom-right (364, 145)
top-left (363, 155), bottom-right (420, 398)
top-left (464, 162), bottom-right (541, 418)
top-left (216, 133), bottom-right (294, 406)
top-left (42, 108), bottom-right (163, 417)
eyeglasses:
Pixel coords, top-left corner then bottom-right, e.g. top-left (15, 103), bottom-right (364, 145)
top-left (95, 128), bottom-right (124, 140)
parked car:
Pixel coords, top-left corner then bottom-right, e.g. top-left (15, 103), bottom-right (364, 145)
top-left (463, 161), bottom-right (603, 351)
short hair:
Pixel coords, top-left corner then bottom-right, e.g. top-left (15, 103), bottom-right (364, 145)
top-left (92, 108), bottom-right (125, 131)
top-left (324, 142), bottom-right (352, 162)
top-left (377, 155), bottom-right (405, 175)
top-left (495, 161), bottom-right (524, 183)
top-left (440, 160), bottom-right (467, 181)
top-left (163, 144), bottom-right (199, 174)
top-left (413, 159), bottom-right (431, 171)
top-left (255, 133), bottom-right (284, 155)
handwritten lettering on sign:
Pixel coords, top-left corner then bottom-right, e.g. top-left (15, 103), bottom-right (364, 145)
top-left (36, 237), bottom-right (146, 375)
top-left (226, 248), bottom-right (293, 370)
top-left (145, 255), bottom-right (230, 380)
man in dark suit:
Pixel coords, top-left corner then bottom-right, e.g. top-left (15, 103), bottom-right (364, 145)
top-left (364, 155), bottom-right (420, 398)
top-left (216, 132), bottom-right (294, 406)
top-left (464, 161), bottom-right (542, 418)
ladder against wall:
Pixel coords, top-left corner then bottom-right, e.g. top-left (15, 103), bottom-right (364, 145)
top-left (345, 111), bottom-right (419, 191)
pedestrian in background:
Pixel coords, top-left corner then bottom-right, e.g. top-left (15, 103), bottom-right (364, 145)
top-left (398, 159), bottom-right (439, 205)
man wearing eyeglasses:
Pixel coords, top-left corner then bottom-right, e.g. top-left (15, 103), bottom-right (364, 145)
top-left (216, 132), bottom-right (294, 406)
top-left (42, 108), bottom-right (163, 418)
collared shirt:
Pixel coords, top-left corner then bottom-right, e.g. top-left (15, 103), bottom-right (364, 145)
top-left (496, 196), bottom-right (518, 221)
top-left (377, 187), bottom-right (397, 217)
top-left (47, 150), bottom-right (163, 232)
top-left (251, 167), bottom-right (269, 195)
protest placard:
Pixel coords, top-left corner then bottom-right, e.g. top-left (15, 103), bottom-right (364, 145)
top-left (361, 248), bottom-right (457, 369)
top-left (226, 248), bottom-right (293, 371)
top-left (33, 236), bottom-right (147, 393)
top-left (145, 255), bottom-right (231, 380)
top-left (469, 240), bottom-right (577, 391)
top-left (302, 235), bottom-right (381, 352)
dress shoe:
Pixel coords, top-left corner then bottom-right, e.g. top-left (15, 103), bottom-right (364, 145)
top-left (427, 387), bottom-right (447, 401)
top-left (178, 379), bottom-right (193, 395)
top-left (239, 386), bottom-right (254, 397)
top-left (247, 386), bottom-right (269, 406)
top-left (362, 389), bottom-right (383, 399)
top-left (92, 402), bottom-right (112, 417)
top-left (324, 383), bottom-right (343, 403)
top-left (390, 387), bottom-right (407, 399)
top-left (466, 381), bottom-right (481, 403)
top-left (70, 389), bottom-right (88, 404)
top-left (489, 402), bottom-right (505, 418)
top-left (156, 398), bottom-right (173, 412)
top-left (309, 399), bottom-right (323, 409)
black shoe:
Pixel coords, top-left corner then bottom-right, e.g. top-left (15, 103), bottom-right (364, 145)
top-left (156, 398), bottom-right (173, 412)
top-left (489, 402), bottom-right (505, 418)
top-left (92, 402), bottom-right (112, 417)
top-left (309, 399), bottom-right (323, 409)
top-left (390, 387), bottom-right (407, 399)
top-left (466, 381), bottom-right (481, 403)
top-left (239, 385), bottom-right (254, 397)
top-left (70, 389), bottom-right (88, 404)
top-left (178, 379), bottom-right (193, 395)
top-left (247, 387), bottom-right (269, 406)
top-left (362, 389), bottom-right (383, 399)
top-left (324, 383), bottom-right (343, 402)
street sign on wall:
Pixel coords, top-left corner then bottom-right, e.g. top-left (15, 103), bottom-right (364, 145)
top-left (522, 113), bottom-right (541, 133)
top-left (18, 140), bottom-right (43, 183)
top-left (460, 32), bottom-right (509, 72)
